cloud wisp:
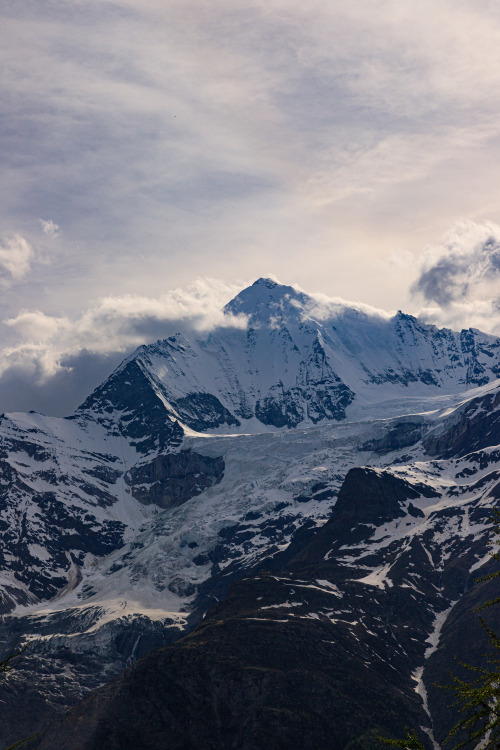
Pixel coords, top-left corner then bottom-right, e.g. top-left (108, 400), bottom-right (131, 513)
top-left (40, 219), bottom-right (60, 238)
top-left (0, 234), bottom-right (34, 282)
top-left (412, 222), bottom-right (500, 305)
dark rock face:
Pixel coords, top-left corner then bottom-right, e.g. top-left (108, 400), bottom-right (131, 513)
top-left (305, 381), bottom-right (355, 423)
top-left (0, 610), bottom-right (184, 750)
top-left (326, 466), bottom-right (437, 529)
top-left (171, 392), bottom-right (240, 431)
top-left (249, 328), bottom-right (356, 428)
top-left (424, 566), bottom-right (500, 748)
top-left (125, 450), bottom-right (225, 509)
top-left (255, 381), bottom-right (354, 427)
top-left (76, 359), bottom-right (184, 453)
top-left (367, 366), bottom-right (439, 387)
top-left (424, 388), bottom-right (500, 458)
top-left (1, 501), bottom-right (124, 602)
top-left (360, 315), bottom-right (500, 390)
top-left (459, 328), bottom-right (500, 385)
top-left (255, 385), bottom-right (305, 428)
top-left (363, 421), bottom-right (425, 454)
top-left (34, 592), bottom-right (426, 750)
top-left (0, 443), bottom-right (126, 604)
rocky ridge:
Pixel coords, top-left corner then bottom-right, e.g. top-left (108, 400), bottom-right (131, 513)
top-left (1, 279), bottom-right (500, 747)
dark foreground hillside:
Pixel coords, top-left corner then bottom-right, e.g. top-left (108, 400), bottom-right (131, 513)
top-left (33, 590), bottom-right (423, 750)
top-left (33, 565), bottom-right (500, 750)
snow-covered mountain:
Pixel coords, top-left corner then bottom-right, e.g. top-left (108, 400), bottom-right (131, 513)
top-left (78, 277), bottom-right (500, 433)
top-left (2, 278), bottom-right (500, 748)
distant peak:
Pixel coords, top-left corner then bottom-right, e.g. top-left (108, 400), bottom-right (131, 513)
top-left (224, 278), bottom-right (310, 323)
top-left (252, 277), bottom-right (279, 289)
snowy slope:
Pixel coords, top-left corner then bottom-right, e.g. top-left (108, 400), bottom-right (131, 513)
top-left (0, 406), bottom-right (221, 611)
top-left (27, 381), bottom-right (500, 749)
top-left (77, 278), bottom-right (500, 435)
top-left (2, 278), bottom-right (500, 746)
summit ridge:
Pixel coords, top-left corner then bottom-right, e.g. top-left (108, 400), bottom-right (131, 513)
top-left (78, 278), bottom-right (500, 434)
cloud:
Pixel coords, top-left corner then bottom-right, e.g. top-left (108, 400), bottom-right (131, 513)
top-left (39, 219), bottom-right (60, 238)
top-left (5, 310), bottom-right (66, 342)
top-left (0, 278), bottom-right (248, 414)
top-left (0, 350), bottom-right (126, 418)
top-left (412, 221), bottom-right (500, 305)
top-left (410, 221), bottom-right (500, 334)
top-left (0, 234), bottom-right (34, 281)
top-left (300, 290), bottom-right (393, 322)
top-left (5, 0), bottom-right (500, 320)
top-left (417, 297), bottom-right (500, 337)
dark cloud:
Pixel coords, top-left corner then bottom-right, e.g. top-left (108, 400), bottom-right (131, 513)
top-left (412, 223), bottom-right (500, 306)
top-left (0, 350), bottom-right (126, 417)
top-left (484, 237), bottom-right (500, 271)
top-left (412, 259), bottom-right (469, 306)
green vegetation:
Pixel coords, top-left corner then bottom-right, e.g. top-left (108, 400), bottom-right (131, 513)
top-left (380, 728), bottom-right (425, 749)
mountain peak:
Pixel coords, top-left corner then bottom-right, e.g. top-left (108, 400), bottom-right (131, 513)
top-left (224, 277), bottom-right (310, 323)
top-left (253, 277), bottom-right (279, 289)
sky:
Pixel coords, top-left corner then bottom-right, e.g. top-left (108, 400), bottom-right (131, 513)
top-left (3, 0), bottom-right (500, 415)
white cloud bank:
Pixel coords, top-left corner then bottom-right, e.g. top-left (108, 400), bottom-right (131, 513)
top-left (1, 278), bottom-right (247, 384)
